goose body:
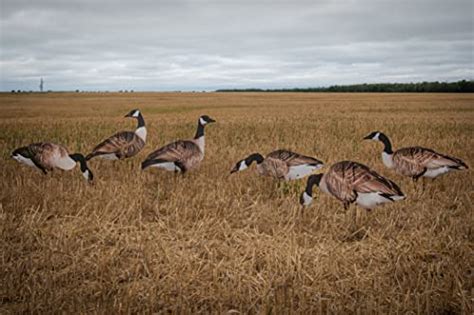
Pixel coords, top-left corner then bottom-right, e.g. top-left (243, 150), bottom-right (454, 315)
top-left (86, 109), bottom-right (146, 161)
top-left (231, 149), bottom-right (323, 180)
top-left (11, 142), bottom-right (93, 181)
top-left (300, 161), bottom-right (404, 209)
top-left (141, 115), bottom-right (215, 173)
top-left (364, 131), bottom-right (468, 181)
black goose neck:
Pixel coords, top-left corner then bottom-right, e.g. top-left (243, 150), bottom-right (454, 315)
top-left (194, 120), bottom-right (205, 139)
top-left (305, 174), bottom-right (322, 196)
top-left (378, 133), bottom-right (393, 154)
top-left (70, 153), bottom-right (88, 172)
top-left (246, 153), bottom-right (264, 165)
top-left (12, 146), bottom-right (30, 158)
top-left (136, 113), bottom-right (145, 129)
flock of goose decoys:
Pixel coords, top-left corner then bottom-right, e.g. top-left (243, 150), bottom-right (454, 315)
top-left (11, 109), bottom-right (469, 213)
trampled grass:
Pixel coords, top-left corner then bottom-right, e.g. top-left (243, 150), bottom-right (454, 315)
top-left (0, 92), bottom-right (473, 313)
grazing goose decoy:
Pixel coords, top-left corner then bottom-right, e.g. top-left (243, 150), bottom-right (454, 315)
top-left (11, 142), bottom-right (93, 181)
top-left (230, 149), bottom-right (324, 180)
top-left (86, 109), bottom-right (146, 161)
top-left (141, 115), bottom-right (216, 173)
top-left (363, 131), bottom-right (468, 182)
top-left (300, 161), bottom-right (405, 210)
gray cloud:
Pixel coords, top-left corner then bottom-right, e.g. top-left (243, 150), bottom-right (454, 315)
top-left (1, 0), bottom-right (472, 91)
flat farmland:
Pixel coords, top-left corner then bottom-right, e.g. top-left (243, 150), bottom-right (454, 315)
top-left (0, 92), bottom-right (473, 313)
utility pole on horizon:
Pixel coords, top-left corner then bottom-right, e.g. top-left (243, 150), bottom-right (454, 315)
top-left (40, 78), bottom-right (44, 92)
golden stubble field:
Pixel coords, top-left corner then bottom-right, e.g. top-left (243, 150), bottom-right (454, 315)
top-left (0, 92), bottom-right (473, 314)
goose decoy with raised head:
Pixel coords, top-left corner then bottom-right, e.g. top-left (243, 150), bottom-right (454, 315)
top-left (231, 149), bottom-right (323, 180)
top-left (300, 160), bottom-right (404, 209)
top-left (86, 109), bottom-right (146, 161)
top-left (11, 142), bottom-right (93, 181)
top-left (141, 115), bottom-right (216, 173)
top-left (363, 131), bottom-right (468, 182)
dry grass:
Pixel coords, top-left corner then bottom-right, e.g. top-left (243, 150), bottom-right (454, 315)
top-left (0, 92), bottom-right (473, 314)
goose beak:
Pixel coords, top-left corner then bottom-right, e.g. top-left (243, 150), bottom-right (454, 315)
top-left (230, 165), bottom-right (239, 174)
top-left (363, 135), bottom-right (372, 140)
top-left (208, 118), bottom-right (216, 123)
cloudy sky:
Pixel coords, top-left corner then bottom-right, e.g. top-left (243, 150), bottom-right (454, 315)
top-left (1, 0), bottom-right (473, 91)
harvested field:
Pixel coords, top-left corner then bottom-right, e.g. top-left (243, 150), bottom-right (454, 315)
top-left (0, 92), bottom-right (473, 313)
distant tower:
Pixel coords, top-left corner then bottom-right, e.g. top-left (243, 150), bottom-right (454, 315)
top-left (39, 78), bottom-right (44, 92)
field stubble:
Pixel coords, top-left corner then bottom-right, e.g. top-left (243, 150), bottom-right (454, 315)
top-left (0, 92), bottom-right (473, 313)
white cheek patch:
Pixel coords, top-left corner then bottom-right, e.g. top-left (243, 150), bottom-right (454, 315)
top-left (132, 110), bottom-right (140, 117)
top-left (238, 161), bottom-right (248, 171)
top-left (199, 117), bottom-right (207, 125)
top-left (302, 192), bottom-right (313, 206)
top-left (374, 132), bottom-right (380, 140)
top-left (82, 170), bottom-right (90, 180)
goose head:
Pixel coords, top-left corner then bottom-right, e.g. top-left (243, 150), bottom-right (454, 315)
top-left (230, 159), bottom-right (249, 174)
top-left (363, 131), bottom-right (383, 141)
top-left (299, 173), bottom-right (323, 206)
top-left (11, 147), bottom-right (30, 164)
top-left (199, 115), bottom-right (216, 126)
top-left (125, 109), bottom-right (141, 118)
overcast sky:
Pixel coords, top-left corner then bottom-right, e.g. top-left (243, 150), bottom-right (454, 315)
top-left (1, 0), bottom-right (473, 91)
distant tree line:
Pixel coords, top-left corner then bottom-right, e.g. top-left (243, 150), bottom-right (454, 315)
top-left (216, 80), bottom-right (474, 93)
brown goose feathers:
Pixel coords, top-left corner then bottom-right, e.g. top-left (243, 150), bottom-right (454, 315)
top-left (364, 131), bottom-right (468, 180)
top-left (301, 161), bottom-right (404, 209)
top-left (17, 142), bottom-right (72, 171)
top-left (86, 131), bottom-right (145, 160)
top-left (324, 161), bottom-right (403, 204)
top-left (392, 146), bottom-right (468, 177)
top-left (141, 115), bottom-right (216, 173)
top-left (86, 109), bottom-right (146, 161)
top-left (11, 142), bottom-right (93, 181)
top-left (231, 149), bottom-right (323, 180)
top-left (142, 140), bottom-right (203, 172)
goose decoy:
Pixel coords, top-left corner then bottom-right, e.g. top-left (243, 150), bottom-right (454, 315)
top-left (141, 115), bottom-right (216, 173)
top-left (300, 161), bottom-right (405, 209)
top-left (230, 149), bottom-right (323, 180)
top-left (363, 131), bottom-right (468, 182)
top-left (86, 109), bottom-right (146, 160)
top-left (11, 142), bottom-right (93, 181)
